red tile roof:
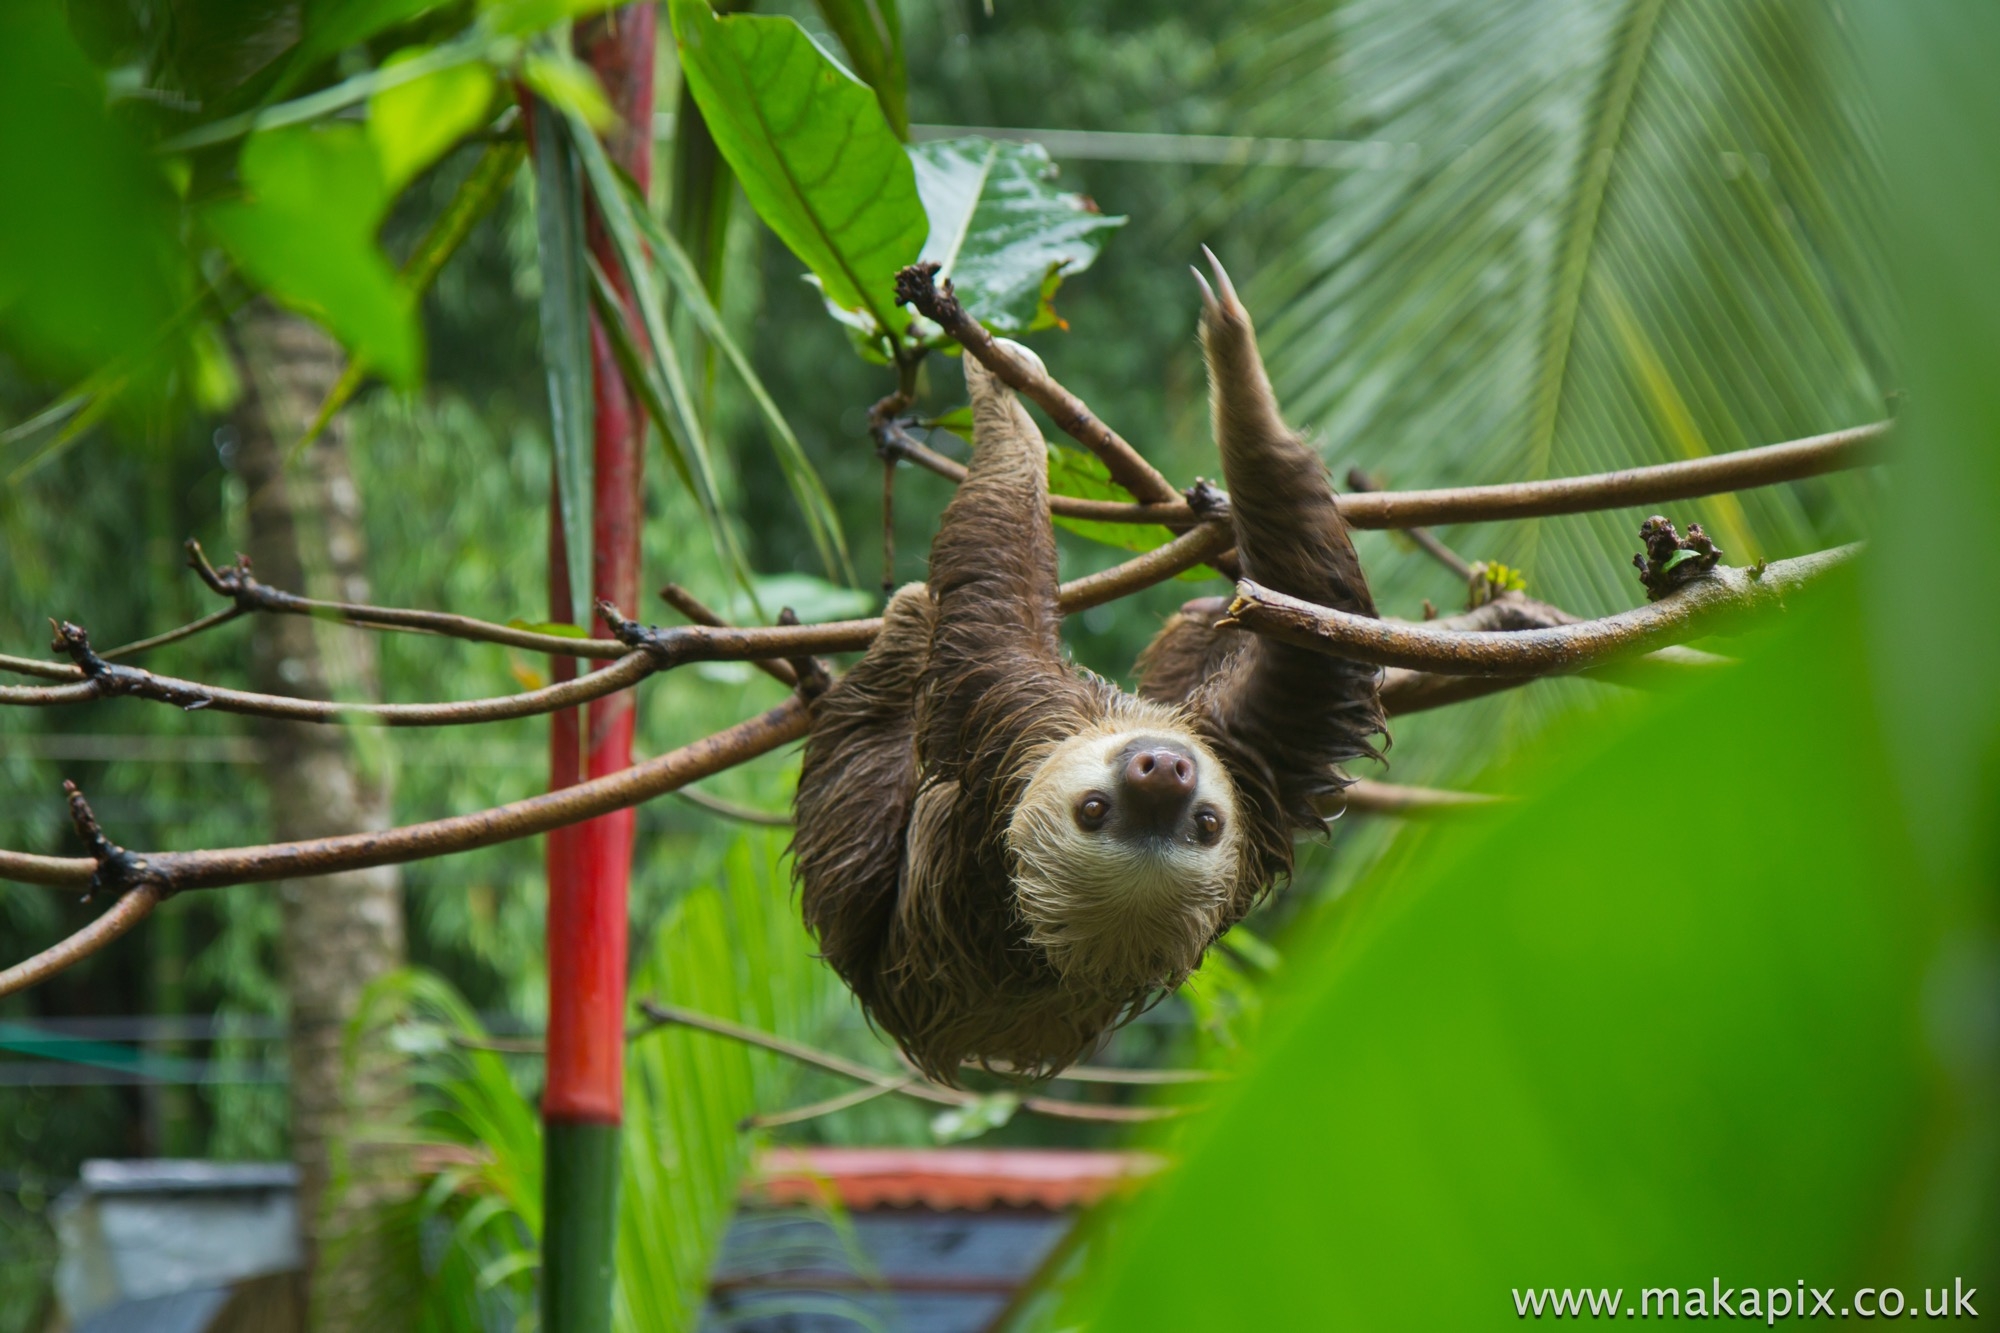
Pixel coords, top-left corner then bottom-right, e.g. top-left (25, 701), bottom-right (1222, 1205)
top-left (748, 1148), bottom-right (1165, 1212)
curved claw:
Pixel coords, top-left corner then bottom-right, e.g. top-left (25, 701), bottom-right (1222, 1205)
top-left (1191, 264), bottom-right (1219, 316)
top-left (1199, 245), bottom-right (1244, 316)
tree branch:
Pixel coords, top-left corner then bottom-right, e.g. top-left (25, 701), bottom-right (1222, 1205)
top-left (1336, 779), bottom-right (1506, 817)
top-left (894, 263), bottom-right (1180, 505)
top-left (636, 1000), bottom-right (1194, 1124)
top-left (1227, 545), bottom-right (1856, 676)
top-left (891, 422), bottom-right (1885, 530)
top-left (1346, 467), bottom-right (1474, 580)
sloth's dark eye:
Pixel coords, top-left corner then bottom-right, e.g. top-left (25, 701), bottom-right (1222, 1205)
top-left (1076, 794), bottom-right (1111, 829)
top-left (1193, 808), bottom-right (1223, 843)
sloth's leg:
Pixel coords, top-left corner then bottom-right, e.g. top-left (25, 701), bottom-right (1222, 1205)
top-left (794, 583), bottom-right (935, 995)
top-left (1135, 596), bottom-right (1237, 705)
top-left (1191, 254), bottom-right (1385, 830)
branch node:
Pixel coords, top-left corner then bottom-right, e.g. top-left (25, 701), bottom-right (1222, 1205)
top-left (62, 780), bottom-right (166, 902)
top-left (1633, 516), bottom-right (1724, 601)
top-left (1184, 478), bottom-right (1231, 522)
top-left (775, 607), bottom-right (833, 703)
top-left (597, 599), bottom-right (695, 672)
top-left (50, 620), bottom-right (213, 710)
top-left (894, 261), bottom-right (954, 323)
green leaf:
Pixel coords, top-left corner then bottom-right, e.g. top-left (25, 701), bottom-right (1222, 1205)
top-left (0, 7), bottom-right (188, 399)
top-left (368, 46), bottom-right (498, 190)
top-left (1086, 581), bottom-right (1947, 1325)
top-left (669, 0), bottom-right (927, 337)
top-left (1232, 0), bottom-right (1891, 811)
top-left (1045, 441), bottom-right (1211, 578)
top-left (202, 124), bottom-right (421, 386)
top-left (813, 0), bottom-right (907, 138)
top-left (286, 0), bottom-right (455, 95)
top-left (504, 618), bottom-right (590, 639)
top-left (520, 49), bottom-right (613, 130)
top-left (528, 99), bottom-right (595, 623)
top-left (911, 137), bottom-right (1126, 334)
top-left (930, 1093), bottom-right (1020, 1144)
top-left (621, 179), bottom-right (854, 583)
top-left (561, 112), bottom-right (760, 604)
top-left (479, 0), bottom-right (624, 37)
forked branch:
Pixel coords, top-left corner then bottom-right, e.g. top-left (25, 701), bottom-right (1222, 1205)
top-left (1228, 545), bottom-right (1856, 675)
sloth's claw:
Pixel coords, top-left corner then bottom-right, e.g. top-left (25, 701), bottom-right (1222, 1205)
top-left (1200, 245), bottom-right (1246, 318)
top-left (1191, 265), bottom-right (1219, 315)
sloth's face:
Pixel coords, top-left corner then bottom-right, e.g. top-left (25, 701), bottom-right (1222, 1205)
top-left (1006, 727), bottom-right (1244, 988)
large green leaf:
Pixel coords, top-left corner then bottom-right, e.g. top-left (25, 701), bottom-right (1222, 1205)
top-left (1224, 0), bottom-right (1894, 839)
top-left (0, 7), bottom-right (188, 399)
top-left (910, 137), bottom-right (1126, 336)
top-left (1085, 577), bottom-right (1954, 1327)
top-left (367, 46), bottom-right (498, 191)
top-left (529, 98), bottom-right (596, 623)
top-left (201, 123), bottom-right (422, 386)
top-left (814, 0), bottom-right (908, 138)
top-left (669, 0), bottom-right (928, 338)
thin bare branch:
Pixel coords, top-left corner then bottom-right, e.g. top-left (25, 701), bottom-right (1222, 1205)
top-left (1, 620), bottom-right (660, 727)
top-left (740, 1079), bottom-right (912, 1131)
top-left (1227, 546), bottom-right (1857, 676)
top-left (1347, 468), bottom-right (1474, 580)
top-left (1336, 779), bottom-right (1506, 818)
top-left (892, 422), bottom-right (1886, 531)
top-left (673, 787), bottom-right (793, 828)
top-left (877, 419), bottom-right (1196, 526)
top-left (0, 881), bottom-right (163, 996)
top-left (0, 698), bottom-right (812, 905)
top-left (894, 263), bottom-right (1180, 505)
top-left (100, 605), bottom-right (247, 661)
top-left (658, 582), bottom-right (800, 687)
top-left (1057, 522), bottom-right (1233, 613)
top-left (0, 651), bottom-right (84, 682)
top-left (186, 539), bottom-right (629, 660)
top-left (637, 1000), bottom-right (1193, 1124)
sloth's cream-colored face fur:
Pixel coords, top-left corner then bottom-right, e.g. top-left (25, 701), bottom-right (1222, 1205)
top-left (1006, 721), bottom-right (1243, 989)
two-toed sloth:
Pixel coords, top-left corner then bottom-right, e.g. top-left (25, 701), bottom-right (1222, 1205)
top-left (793, 255), bottom-right (1384, 1082)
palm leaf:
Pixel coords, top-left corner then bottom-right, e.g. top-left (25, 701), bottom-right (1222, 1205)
top-left (1234, 0), bottom-right (1891, 795)
top-left (530, 95), bottom-right (596, 624)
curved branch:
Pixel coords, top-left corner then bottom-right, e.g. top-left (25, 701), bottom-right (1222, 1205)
top-left (186, 540), bottom-right (630, 660)
top-left (2, 698), bottom-right (811, 900)
top-left (637, 1000), bottom-right (1192, 1123)
top-left (1344, 424), bottom-right (1886, 529)
top-left (1227, 546), bottom-right (1856, 676)
top-left (0, 882), bottom-right (163, 997)
top-left (895, 263), bottom-right (1180, 505)
top-left (1056, 521), bottom-right (1233, 613)
top-left (100, 605), bottom-right (247, 661)
top-left (1, 651), bottom-right (87, 681)
top-left (898, 422), bottom-right (1886, 530)
top-left (6, 623), bottom-right (660, 726)
top-left (1336, 779), bottom-right (1506, 817)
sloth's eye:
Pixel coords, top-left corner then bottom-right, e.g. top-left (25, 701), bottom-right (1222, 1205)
top-left (1193, 808), bottom-right (1223, 843)
top-left (1076, 794), bottom-right (1111, 829)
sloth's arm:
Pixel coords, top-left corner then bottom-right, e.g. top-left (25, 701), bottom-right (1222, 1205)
top-left (917, 354), bottom-right (1073, 769)
top-left (794, 583), bottom-right (935, 996)
top-left (1192, 261), bottom-right (1385, 825)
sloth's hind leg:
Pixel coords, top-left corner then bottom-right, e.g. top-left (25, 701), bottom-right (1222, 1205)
top-left (794, 584), bottom-right (935, 999)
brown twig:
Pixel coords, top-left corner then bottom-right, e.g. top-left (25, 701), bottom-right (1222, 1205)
top-left (99, 605), bottom-right (248, 661)
top-left (673, 786), bottom-right (793, 828)
top-left (1346, 467), bottom-right (1474, 580)
top-left (0, 698), bottom-right (812, 904)
top-left (657, 583), bottom-right (799, 688)
top-left (0, 880), bottom-right (163, 996)
top-left (186, 540), bottom-right (630, 660)
top-left (874, 419), bottom-right (1196, 526)
top-left (887, 422), bottom-right (1886, 530)
top-left (1226, 545), bottom-right (1855, 676)
top-left (1335, 778), bottom-right (1505, 818)
top-left (740, 1078), bottom-right (912, 1131)
top-left (636, 1000), bottom-right (1193, 1124)
top-left (894, 263), bottom-right (1180, 506)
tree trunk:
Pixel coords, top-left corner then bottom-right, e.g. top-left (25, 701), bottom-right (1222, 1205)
top-left (232, 305), bottom-right (408, 1332)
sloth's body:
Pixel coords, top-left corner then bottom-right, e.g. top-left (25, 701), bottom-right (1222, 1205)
top-left (794, 261), bottom-right (1384, 1081)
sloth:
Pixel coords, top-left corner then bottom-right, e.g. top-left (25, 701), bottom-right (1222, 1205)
top-left (793, 255), bottom-right (1384, 1082)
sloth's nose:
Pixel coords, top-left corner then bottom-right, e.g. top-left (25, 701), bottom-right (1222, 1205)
top-left (1122, 746), bottom-right (1197, 823)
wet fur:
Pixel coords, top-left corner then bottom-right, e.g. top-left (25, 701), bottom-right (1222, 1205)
top-left (794, 267), bottom-right (1384, 1082)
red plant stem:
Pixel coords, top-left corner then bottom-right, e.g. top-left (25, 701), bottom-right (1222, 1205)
top-left (545, 3), bottom-right (656, 1134)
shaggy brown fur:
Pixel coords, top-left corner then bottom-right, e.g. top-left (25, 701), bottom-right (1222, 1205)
top-left (793, 258), bottom-right (1385, 1082)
